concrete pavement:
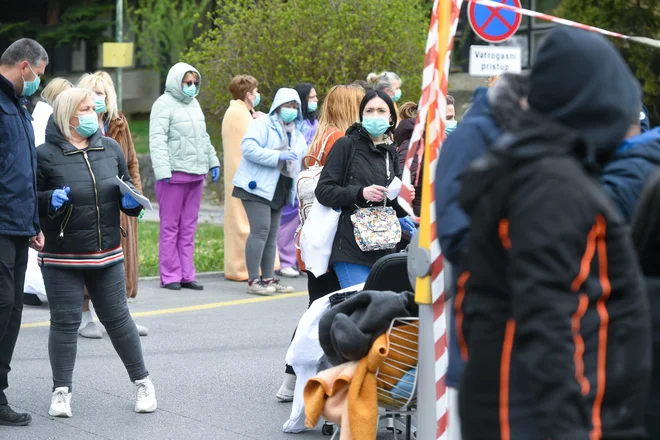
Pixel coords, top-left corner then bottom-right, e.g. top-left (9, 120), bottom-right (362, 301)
top-left (6, 274), bottom-right (398, 439)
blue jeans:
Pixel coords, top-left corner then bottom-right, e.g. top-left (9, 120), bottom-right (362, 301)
top-left (333, 262), bottom-right (371, 289)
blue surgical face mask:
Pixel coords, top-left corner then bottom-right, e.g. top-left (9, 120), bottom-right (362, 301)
top-left (72, 113), bottom-right (99, 138)
top-left (251, 92), bottom-right (261, 107)
top-left (94, 96), bottom-right (107, 114)
top-left (183, 84), bottom-right (197, 97)
top-left (445, 120), bottom-right (457, 135)
top-left (362, 117), bottom-right (390, 137)
top-left (280, 107), bottom-right (298, 124)
top-left (392, 89), bottom-right (402, 103)
top-left (308, 101), bottom-right (318, 113)
top-left (22, 64), bottom-right (41, 97)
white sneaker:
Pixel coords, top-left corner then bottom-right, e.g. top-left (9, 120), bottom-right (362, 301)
top-left (279, 267), bottom-right (300, 278)
top-left (136, 324), bottom-right (149, 337)
top-left (134, 377), bottom-right (157, 413)
top-left (49, 387), bottom-right (72, 418)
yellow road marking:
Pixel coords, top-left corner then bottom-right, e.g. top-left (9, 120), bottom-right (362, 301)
top-left (20, 291), bottom-right (308, 329)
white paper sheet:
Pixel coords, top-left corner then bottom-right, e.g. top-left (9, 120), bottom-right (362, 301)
top-left (115, 176), bottom-right (153, 210)
top-left (387, 176), bottom-right (403, 200)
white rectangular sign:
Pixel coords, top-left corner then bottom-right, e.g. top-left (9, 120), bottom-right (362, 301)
top-left (469, 45), bottom-right (522, 77)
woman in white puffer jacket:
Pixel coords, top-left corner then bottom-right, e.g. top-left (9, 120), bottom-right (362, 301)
top-left (149, 62), bottom-right (220, 291)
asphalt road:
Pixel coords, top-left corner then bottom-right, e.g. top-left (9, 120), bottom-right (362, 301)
top-left (5, 274), bottom-right (401, 440)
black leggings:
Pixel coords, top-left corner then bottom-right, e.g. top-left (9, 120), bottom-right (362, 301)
top-left (284, 270), bottom-right (341, 375)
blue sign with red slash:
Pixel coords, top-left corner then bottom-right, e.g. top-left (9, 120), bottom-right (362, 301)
top-left (468, 0), bottom-right (522, 43)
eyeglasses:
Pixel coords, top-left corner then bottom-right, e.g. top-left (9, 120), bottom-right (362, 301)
top-left (183, 81), bottom-right (199, 87)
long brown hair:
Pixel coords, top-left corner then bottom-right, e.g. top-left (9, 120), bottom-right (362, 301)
top-left (307, 85), bottom-right (365, 161)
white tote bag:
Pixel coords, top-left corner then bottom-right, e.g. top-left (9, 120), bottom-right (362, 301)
top-left (300, 200), bottom-right (340, 278)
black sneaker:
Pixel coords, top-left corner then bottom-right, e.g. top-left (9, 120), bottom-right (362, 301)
top-left (0, 404), bottom-right (32, 426)
top-left (162, 283), bottom-right (182, 290)
top-left (181, 281), bottom-right (204, 291)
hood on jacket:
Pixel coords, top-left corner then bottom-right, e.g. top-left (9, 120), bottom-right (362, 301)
top-left (165, 62), bottom-right (201, 104)
top-left (528, 27), bottom-right (641, 163)
top-left (616, 127), bottom-right (660, 161)
top-left (268, 88), bottom-right (303, 122)
top-left (44, 114), bottom-right (103, 153)
top-left (394, 117), bottom-right (415, 146)
top-left (487, 72), bottom-right (530, 133)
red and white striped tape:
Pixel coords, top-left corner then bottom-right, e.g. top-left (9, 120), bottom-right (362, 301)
top-left (397, 0), bottom-right (463, 438)
top-left (467, 0), bottom-right (660, 49)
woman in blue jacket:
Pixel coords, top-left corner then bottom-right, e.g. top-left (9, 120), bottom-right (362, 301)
top-left (232, 88), bottom-right (307, 295)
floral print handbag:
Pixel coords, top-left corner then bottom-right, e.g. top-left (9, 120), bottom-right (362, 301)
top-left (350, 151), bottom-right (401, 251)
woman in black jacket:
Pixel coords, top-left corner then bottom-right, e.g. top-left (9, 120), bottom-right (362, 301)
top-left (315, 90), bottom-right (413, 289)
top-left (36, 88), bottom-right (156, 418)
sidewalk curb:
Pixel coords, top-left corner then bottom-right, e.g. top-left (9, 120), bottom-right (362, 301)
top-left (138, 271), bottom-right (231, 282)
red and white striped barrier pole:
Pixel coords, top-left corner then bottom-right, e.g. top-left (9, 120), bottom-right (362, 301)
top-left (399, 0), bottom-right (463, 439)
top-left (467, 0), bottom-right (660, 48)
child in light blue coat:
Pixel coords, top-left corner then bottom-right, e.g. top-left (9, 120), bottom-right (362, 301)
top-left (232, 88), bottom-right (307, 294)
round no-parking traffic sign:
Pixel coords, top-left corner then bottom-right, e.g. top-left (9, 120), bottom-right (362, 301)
top-left (468, 0), bottom-right (522, 43)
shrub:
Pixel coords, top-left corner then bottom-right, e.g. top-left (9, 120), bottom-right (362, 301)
top-left (183, 0), bottom-right (429, 151)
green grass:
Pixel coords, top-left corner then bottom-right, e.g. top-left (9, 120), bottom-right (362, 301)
top-left (130, 119), bottom-right (150, 155)
top-left (138, 221), bottom-right (224, 277)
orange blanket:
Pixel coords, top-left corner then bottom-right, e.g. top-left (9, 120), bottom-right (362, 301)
top-left (304, 334), bottom-right (390, 439)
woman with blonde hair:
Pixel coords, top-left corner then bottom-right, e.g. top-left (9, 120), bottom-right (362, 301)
top-left (77, 71), bottom-right (147, 339)
top-left (37, 87), bottom-right (155, 417)
top-left (277, 84), bottom-right (364, 402)
top-left (24, 77), bottom-right (74, 308)
top-left (366, 71), bottom-right (402, 104)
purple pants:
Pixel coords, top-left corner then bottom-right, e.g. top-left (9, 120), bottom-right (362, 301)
top-left (277, 202), bottom-right (300, 269)
top-left (155, 179), bottom-right (204, 286)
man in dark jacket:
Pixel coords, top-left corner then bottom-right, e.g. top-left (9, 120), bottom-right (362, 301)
top-left (0, 38), bottom-right (48, 426)
top-left (456, 27), bottom-right (650, 440)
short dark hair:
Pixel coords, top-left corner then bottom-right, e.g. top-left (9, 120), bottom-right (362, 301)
top-left (0, 38), bottom-right (48, 67)
top-left (294, 82), bottom-right (316, 122)
top-left (359, 89), bottom-right (398, 134)
top-left (447, 94), bottom-right (455, 106)
top-left (228, 75), bottom-right (258, 100)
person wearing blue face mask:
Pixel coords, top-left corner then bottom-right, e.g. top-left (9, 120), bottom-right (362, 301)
top-left (232, 88), bottom-right (308, 295)
top-left (0, 37), bottom-right (49, 428)
top-left (77, 71), bottom-right (148, 339)
top-left (149, 63), bottom-right (220, 291)
top-left (315, 89), bottom-right (412, 289)
top-left (36, 87), bottom-right (156, 419)
top-left (445, 94), bottom-right (458, 135)
top-left (274, 83), bottom-right (321, 280)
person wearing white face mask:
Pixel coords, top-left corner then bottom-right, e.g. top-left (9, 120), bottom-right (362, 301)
top-left (315, 89), bottom-right (413, 289)
top-left (232, 88), bottom-right (308, 294)
top-left (36, 87), bottom-right (156, 418)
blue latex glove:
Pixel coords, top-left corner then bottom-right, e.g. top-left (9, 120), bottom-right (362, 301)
top-left (210, 167), bottom-right (220, 183)
top-left (399, 216), bottom-right (416, 234)
top-left (51, 187), bottom-right (70, 210)
top-left (279, 151), bottom-right (298, 162)
top-left (122, 193), bottom-right (141, 209)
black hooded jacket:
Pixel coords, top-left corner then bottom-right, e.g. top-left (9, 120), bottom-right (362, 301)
top-left (36, 118), bottom-right (142, 255)
top-left (455, 28), bottom-right (651, 440)
top-left (315, 123), bottom-right (407, 268)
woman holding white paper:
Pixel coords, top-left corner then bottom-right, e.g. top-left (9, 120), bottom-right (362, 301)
top-left (36, 87), bottom-right (156, 418)
top-left (315, 90), bottom-right (414, 289)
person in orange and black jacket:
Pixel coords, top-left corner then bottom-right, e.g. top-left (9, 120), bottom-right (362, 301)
top-left (456, 27), bottom-right (651, 440)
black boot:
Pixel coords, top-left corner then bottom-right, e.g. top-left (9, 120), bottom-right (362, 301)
top-left (181, 281), bottom-right (203, 291)
top-left (0, 404), bottom-right (32, 426)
